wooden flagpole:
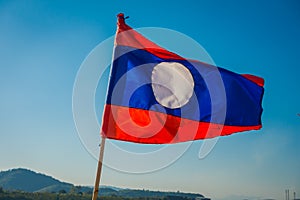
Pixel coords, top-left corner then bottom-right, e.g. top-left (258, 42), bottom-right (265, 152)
top-left (91, 13), bottom-right (126, 200)
top-left (92, 135), bottom-right (106, 200)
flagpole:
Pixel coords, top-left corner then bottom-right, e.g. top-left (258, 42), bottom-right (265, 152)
top-left (92, 135), bottom-right (106, 200)
top-left (91, 13), bottom-right (125, 200)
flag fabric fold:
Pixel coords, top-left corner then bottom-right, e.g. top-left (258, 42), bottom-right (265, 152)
top-left (101, 13), bottom-right (264, 144)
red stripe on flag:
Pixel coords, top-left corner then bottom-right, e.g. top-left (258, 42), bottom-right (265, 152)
top-left (242, 74), bottom-right (265, 86)
top-left (116, 17), bottom-right (184, 60)
top-left (102, 104), bottom-right (262, 144)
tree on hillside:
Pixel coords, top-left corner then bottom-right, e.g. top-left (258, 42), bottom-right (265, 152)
top-left (58, 189), bottom-right (66, 194)
top-left (69, 186), bottom-right (77, 194)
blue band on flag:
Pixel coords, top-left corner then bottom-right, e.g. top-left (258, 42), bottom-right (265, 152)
top-left (106, 45), bottom-right (264, 126)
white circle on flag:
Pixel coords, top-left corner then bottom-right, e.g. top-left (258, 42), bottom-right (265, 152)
top-left (151, 62), bottom-right (194, 109)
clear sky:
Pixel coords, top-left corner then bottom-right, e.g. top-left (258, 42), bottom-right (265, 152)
top-left (0, 0), bottom-right (300, 200)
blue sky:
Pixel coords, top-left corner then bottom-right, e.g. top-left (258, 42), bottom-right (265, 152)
top-left (0, 0), bottom-right (300, 200)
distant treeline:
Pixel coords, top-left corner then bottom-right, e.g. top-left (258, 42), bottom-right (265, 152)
top-left (0, 187), bottom-right (202, 200)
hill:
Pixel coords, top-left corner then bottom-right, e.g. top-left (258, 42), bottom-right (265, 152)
top-left (0, 168), bottom-right (207, 199)
top-left (0, 168), bottom-right (72, 192)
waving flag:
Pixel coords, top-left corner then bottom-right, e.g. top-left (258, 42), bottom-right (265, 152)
top-left (101, 13), bottom-right (264, 144)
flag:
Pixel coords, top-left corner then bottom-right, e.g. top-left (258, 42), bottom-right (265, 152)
top-left (101, 13), bottom-right (264, 144)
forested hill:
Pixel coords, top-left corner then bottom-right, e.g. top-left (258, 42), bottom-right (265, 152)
top-left (0, 168), bottom-right (207, 199)
top-left (0, 168), bottom-right (72, 192)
